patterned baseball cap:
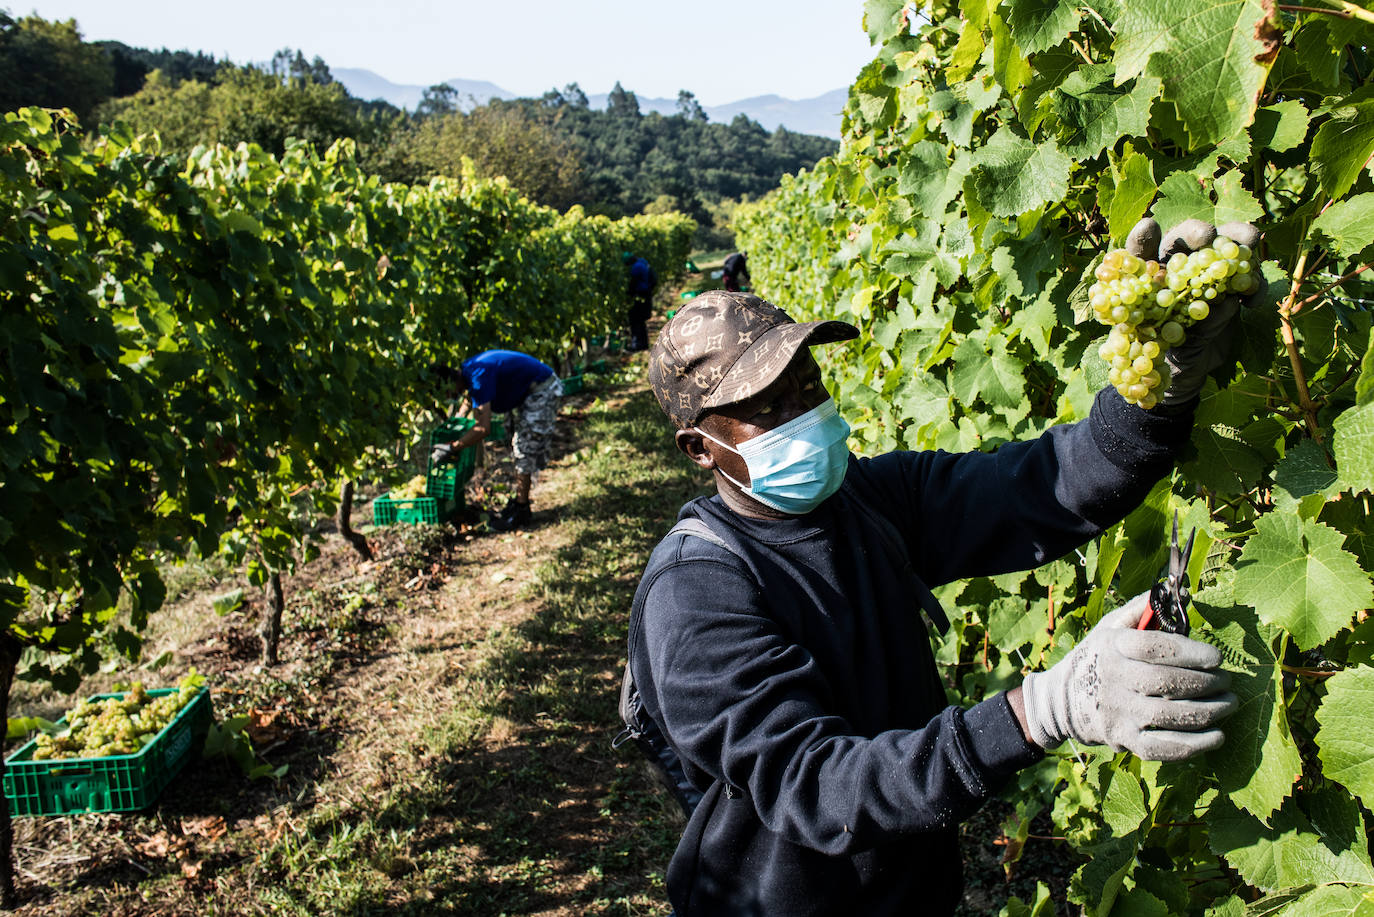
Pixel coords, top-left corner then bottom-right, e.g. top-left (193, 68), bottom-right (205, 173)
top-left (648, 291), bottom-right (859, 427)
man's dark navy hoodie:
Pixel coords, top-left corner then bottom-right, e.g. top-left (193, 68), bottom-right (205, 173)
top-left (627, 389), bottom-right (1194, 916)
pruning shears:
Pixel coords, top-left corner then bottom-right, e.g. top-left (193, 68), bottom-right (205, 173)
top-left (1137, 511), bottom-right (1197, 636)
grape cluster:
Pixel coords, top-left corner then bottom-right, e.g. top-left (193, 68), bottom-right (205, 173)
top-left (1088, 235), bottom-right (1258, 409)
top-left (391, 474), bottom-right (429, 499)
top-left (31, 675), bottom-right (204, 761)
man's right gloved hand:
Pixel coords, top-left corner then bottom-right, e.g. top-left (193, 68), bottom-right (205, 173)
top-left (1021, 592), bottom-right (1238, 761)
top-left (430, 442), bottom-right (459, 466)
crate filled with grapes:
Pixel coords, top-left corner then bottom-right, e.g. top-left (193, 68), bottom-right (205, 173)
top-left (4, 673), bottom-right (212, 816)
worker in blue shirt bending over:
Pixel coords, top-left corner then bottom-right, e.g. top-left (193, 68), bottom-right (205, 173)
top-left (432, 349), bottom-right (563, 531)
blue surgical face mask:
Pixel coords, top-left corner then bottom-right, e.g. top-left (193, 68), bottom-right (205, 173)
top-left (696, 398), bottom-right (852, 515)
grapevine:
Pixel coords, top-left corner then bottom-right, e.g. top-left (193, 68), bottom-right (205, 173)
top-left (737, 1), bottom-right (1374, 913)
top-left (1088, 236), bottom-right (1260, 408)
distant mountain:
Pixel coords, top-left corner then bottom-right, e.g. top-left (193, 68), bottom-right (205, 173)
top-left (332, 68), bottom-right (515, 112)
top-left (333, 68), bottom-right (845, 138)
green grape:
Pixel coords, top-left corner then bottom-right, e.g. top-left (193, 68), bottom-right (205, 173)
top-left (1087, 235), bottom-right (1253, 408)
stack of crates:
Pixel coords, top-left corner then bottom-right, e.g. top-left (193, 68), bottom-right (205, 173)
top-left (372, 417), bottom-right (481, 526)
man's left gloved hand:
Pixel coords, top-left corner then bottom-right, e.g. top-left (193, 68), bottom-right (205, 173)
top-left (1021, 591), bottom-right (1238, 761)
top-left (1125, 217), bottom-right (1266, 406)
top-left (430, 442), bottom-right (460, 466)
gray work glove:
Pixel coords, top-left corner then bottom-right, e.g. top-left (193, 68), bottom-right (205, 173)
top-left (430, 442), bottom-right (459, 466)
top-left (1021, 591), bottom-right (1238, 761)
top-left (1126, 217), bottom-right (1266, 406)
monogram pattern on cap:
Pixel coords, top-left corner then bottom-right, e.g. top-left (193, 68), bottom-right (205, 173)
top-left (648, 291), bottom-right (854, 427)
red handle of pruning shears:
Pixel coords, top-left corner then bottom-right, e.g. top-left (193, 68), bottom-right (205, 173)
top-left (1137, 512), bottom-right (1197, 636)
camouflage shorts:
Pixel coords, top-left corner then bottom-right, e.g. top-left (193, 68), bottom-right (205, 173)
top-left (512, 375), bottom-right (563, 476)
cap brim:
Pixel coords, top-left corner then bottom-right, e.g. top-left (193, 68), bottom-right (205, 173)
top-left (701, 318), bottom-right (859, 415)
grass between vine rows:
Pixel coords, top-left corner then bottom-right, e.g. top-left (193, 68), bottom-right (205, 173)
top-left (6, 305), bottom-right (1080, 915)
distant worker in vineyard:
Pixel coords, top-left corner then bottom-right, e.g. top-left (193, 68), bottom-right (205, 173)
top-left (721, 251), bottom-right (750, 292)
top-left (624, 250), bottom-right (657, 352)
top-left (624, 218), bottom-right (1254, 916)
top-left (430, 349), bottom-right (563, 532)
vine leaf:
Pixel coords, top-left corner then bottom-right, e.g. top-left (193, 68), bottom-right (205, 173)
top-left (1101, 770), bottom-right (1149, 837)
top-left (1209, 791), bottom-right (1374, 892)
top-left (1311, 194), bottom-right (1374, 259)
top-left (968, 126), bottom-right (1072, 217)
top-left (1250, 100), bottom-right (1311, 154)
top-left (1335, 401), bottom-right (1374, 493)
top-left (1005, 0), bottom-right (1081, 54)
top-left (1197, 591), bottom-right (1301, 821)
top-left (950, 336), bottom-right (1028, 409)
top-left (1311, 99), bottom-right (1374, 202)
top-left (1112, 0), bottom-right (1273, 150)
top-left (1273, 438), bottom-right (1338, 500)
top-left (1053, 67), bottom-right (1158, 158)
top-left (1315, 666), bottom-right (1374, 810)
top-left (1106, 150), bottom-right (1155, 241)
top-left (1068, 831), bottom-right (1141, 915)
top-left (1233, 513), bottom-right (1373, 650)
top-left (1149, 171), bottom-right (1214, 232)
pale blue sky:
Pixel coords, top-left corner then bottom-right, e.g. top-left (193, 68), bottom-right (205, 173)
top-left (11, 0), bottom-right (878, 105)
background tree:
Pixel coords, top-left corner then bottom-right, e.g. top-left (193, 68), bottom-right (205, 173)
top-left (396, 100), bottom-right (585, 210)
top-left (0, 14), bottom-right (112, 121)
top-left (606, 81), bottom-right (640, 118)
top-left (676, 89), bottom-right (707, 121)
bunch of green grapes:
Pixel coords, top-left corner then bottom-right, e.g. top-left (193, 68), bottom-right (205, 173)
top-left (31, 675), bottom-right (204, 760)
top-left (1087, 235), bottom-right (1258, 409)
top-left (391, 474), bottom-right (428, 499)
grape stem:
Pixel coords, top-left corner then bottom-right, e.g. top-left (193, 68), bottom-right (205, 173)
top-left (1279, 249), bottom-right (1325, 443)
top-left (1293, 262), bottom-right (1374, 314)
top-left (1279, 0), bottom-right (1374, 24)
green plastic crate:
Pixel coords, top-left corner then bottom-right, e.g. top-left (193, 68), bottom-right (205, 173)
top-left (562, 374), bottom-right (585, 394)
top-left (585, 359), bottom-right (610, 375)
top-left (372, 491), bottom-right (459, 525)
top-left (4, 687), bottom-right (212, 816)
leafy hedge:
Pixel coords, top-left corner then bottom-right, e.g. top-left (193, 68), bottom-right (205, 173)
top-left (0, 107), bottom-right (693, 690)
top-left (736, 1), bottom-right (1374, 913)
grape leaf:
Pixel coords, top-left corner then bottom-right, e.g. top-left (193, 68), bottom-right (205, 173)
top-left (1274, 438), bottom-right (1338, 499)
top-left (949, 336), bottom-right (1028, 408)
top-left (968, 127), bottom-right (1073, 217)
top-left (1112, 0), bottom-right (1273, 150)
top-left (1209, 794), bottom-right (1374, 892)
top-left (1149, 171), bottom-right (1214, 232)
top-left (1335, 401), bottom-right (1374, 494)
top-left (1101, 771), bottom-right (1149, 837)
top-left (1234, 513), bottom-right (1373, 650)
top-left (1107, 150), bottom-right (1156, 242)
top-left (1272, 884), bottom-right (1374, 917)
top-left (1184, 389), bottom-right (1267, 495)
top-left (1197, 594), bottom-right (1301, 820)
top-left (1112, 889), bottom-right (1169, 917)
top-left (1315, 666), bottom-right (1374, 809)
top-left (1311, 193), bottom-right (1374, 259)
top-left (1053, 66), bottom-right (1159, 158)
top-left (1360, 326), bottom-right (1374, 408)
top-left (1250, 100), bottom-right (1312, 153)
top-left (1004, 0), bottom-right (1081, 54)
top-left (1213, 171), bottom-right (1263, 226)
top-left (897, 141), bottom-right (963, 217)
top-left (1312, 100), bottom-right (1374, 201)
top-left (1068, 833), bottom-right (1140, 914)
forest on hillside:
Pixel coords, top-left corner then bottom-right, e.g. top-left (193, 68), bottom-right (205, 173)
top-left (0, 11), bottom-right (837, 247)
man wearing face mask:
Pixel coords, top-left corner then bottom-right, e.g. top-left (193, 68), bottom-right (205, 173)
top-left (628, 256), bottom-right (1244, 915)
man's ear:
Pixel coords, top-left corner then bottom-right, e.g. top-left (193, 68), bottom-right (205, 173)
top-left (675, 427), bottom-right (715, 471)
